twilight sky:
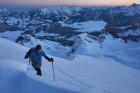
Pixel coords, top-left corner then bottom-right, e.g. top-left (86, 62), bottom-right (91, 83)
top-left (0, 0), bottom-right (140, 6)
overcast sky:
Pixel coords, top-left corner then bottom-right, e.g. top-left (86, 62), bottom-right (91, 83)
top-left (0, 0), bottom-right (139, 6)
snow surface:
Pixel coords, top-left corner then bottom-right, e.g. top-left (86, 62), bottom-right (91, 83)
top-left (73, 33), bottom-right (140, 69)
top-left (23, 35), bottom-right (72, 59)
top-left (40, 7), bottom-right (82, 15)
top-left (118, 29), bottom-right (140, 37)
top-left (0, 38), bottom-right (140, 93)
top-left (35, 31), bottom-right (60, 37)
top-left (59, 21), bottom-right (107, 32)
top-left (6, 17), bottom-right (19, 25)
top-left (111, 4), bottom-right (140, 15)
top-left (0, 31), bottom-right (23, 41)
top-left (5, 17), bottom-right (29, 28)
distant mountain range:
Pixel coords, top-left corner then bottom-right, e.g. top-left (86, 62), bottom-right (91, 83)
top-left (0, 4), bottom-right (140, 46)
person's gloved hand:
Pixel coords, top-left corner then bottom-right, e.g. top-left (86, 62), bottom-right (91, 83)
top-left (50, 57), bottom-right (54, 62)
top-left (48, 57), bottom-right (54, 62)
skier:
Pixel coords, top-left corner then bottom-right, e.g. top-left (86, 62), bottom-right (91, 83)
top-left (24, 45), bottom-right (54, 76)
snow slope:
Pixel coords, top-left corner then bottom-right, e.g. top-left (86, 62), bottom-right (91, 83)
top-left (73, 34), bottom-right (140, 69)
top-left (0, 31), bottom-right (23, 41)
top-left (0, 38), bottom-right (140, 93)
top-left (0, 38), bottom-right (80, 93)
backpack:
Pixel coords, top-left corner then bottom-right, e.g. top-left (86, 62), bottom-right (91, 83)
top-left (24, 48), bottom-right (33, 59)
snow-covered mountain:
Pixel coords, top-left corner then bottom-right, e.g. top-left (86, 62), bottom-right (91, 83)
top-left (40, 6), bottom-right (82, 15)
top-left (0, 37), bottom-right (140, 93)
top-left (0, 4), bottom-right (140, 93)
top-left (0, 4), bottom-right (140, 44)
top-left (0, 4), bottom-right (140, 68)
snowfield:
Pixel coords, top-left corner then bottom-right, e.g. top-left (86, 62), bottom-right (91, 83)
top-left (40, 7), bottom-right (82, 15)
top-left (59, 21), bottom-right (107, 32)
top-left (0, 38), bottom-right (140, 93)
top-left (35, 31), bottom-right (60, 37)
top-left (0, 31), bottom-right (23, 41)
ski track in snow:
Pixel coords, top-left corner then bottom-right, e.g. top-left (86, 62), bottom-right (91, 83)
top-left (55, 66), bottom-right (94, 88)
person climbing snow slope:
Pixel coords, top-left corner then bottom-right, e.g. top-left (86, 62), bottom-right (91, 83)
top-left (24, 45), bottom-right (54, 76)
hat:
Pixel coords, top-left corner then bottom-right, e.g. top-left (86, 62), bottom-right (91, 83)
top-left (36, 45), bottom-right (42, 50)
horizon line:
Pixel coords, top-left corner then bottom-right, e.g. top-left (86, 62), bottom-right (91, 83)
top-left (0, 4), bottom-right (133, 8)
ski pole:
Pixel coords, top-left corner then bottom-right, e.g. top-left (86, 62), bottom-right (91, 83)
top-left (52, 60), bottom-right (55, 81)
top-left (28, 59), bottom-right (31, 71)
